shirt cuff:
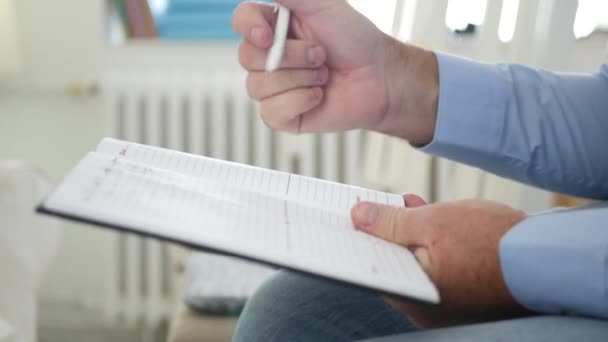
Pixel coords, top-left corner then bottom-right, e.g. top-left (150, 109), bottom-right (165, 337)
top-left (420, 53), bottom-right (509, 163)
top-left (499, 207), bottom-right (608, 318)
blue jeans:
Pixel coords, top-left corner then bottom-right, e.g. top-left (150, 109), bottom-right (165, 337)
top-left (234, 271), bottom-right (608, 341)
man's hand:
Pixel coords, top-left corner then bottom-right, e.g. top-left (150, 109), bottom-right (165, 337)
top-left (351, 196), bottom-right (532, 328)
top-left (232, 0), bottom-right (439, 145)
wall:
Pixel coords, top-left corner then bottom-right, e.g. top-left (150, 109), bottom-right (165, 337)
top-left (569, 33), bottom-right (608, 72)
top-left (2, 0), bottom-right (104, 90)
top-left (0, 0), bottom-right (108, 310)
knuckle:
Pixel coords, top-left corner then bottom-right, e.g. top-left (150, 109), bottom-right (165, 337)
top-left (238, 43), bottom-right (248, 68)
top-left (246, 74), bottom-right (261, 99)
top-left (394, 210), bottom-right (410, 243)
top-left (284, 70), bottom-right (298, 84)
top-left (309, 87), bottom-right (318, 99)
top-left (282, 41), bottom-right (309, 65)
top-left (240, 1), bottom-right (257, 13)
top-left (233, 1), bottom-right (252, 20)
top-left (230, 5), bottom-right (242, 31)
top-left (378, 208), bottom-right (408, 244)
top-left (387, 209), bottom-right (402, 242)
top-left (310, 69), bottom-right (320, 84)
top-left (308, 87), bottom-right (322, 103)
top-left (231, 2), bottom-right (255, 31)
top-left (259, 103), bottom-right (283, 130)
top-left (287, 69), bottom-right (306, 85)
top-left (238, 42), bottom-right (255, 69)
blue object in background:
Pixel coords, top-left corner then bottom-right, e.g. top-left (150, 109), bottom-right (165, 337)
top-left (155, 0), bottom-right (272, 40)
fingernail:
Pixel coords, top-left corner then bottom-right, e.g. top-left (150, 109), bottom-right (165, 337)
top-left (313, 69), bottom-right (322, 83)
top-left (353, 203), bottom-right (380, 227)
top-left (251, 27), bottom-right (266, 46)
top-left (307, 46), bottom-right (323, 66)
top-left (314, 67), bottom-right (327, 83)
top-left (309, 87), bottom-right (322, 101)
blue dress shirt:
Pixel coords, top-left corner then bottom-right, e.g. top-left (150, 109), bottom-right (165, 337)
top-left (422, 53), bottom-right (608, 319)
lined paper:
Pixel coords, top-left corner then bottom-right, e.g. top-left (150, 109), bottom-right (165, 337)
top-left (42, 138), bottom-right (439, 304)
top-left (96, 138), bottom-right (404, 212)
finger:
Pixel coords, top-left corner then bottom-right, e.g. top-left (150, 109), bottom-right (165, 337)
top-left (232, 1), bottom-right (277, 48)
top-left (414, 247), bottom-right (433, 274)
top-left (277, 0), bottom-right (332, 14)
top-left (260, 87), bottom-right (324, 131)
top-left (403, 194), bottom-right (427, 208)
top-left (351, 202), bottom-right (428, 246)
top-left (239, 40), bottom-right (326, 71)
top-left (247, 66), bottom-right (329, 100)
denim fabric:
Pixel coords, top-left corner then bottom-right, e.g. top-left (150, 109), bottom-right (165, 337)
top-left (234, 271), bottom-right (416, 341)
top-left (362, 316), bottom-right (608, 342)
top-left (234, 271), bottom-right (608, 342)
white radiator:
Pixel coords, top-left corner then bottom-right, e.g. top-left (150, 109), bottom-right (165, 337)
top-left (101, 68), bottom-right (364, 326)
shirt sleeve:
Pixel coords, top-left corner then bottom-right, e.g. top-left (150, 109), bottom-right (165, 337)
top-left (421, 53), bottom-right (608, 200)
top-left (500, 204), bottom-right (608, 319)
top-left (421, 53), bottom-right (608, 319)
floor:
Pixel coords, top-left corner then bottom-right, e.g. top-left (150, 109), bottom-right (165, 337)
top-left (38, 301), bottom-right (167, 342)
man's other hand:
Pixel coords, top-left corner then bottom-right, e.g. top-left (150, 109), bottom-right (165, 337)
top-left (352, 196), bottom-right (532, 328)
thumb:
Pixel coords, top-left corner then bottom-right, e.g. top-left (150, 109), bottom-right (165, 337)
top-left (351, 202), bottom-right (425, 246)
top-left (414, 247), bottom-right (433, 274)
top-left (403, 193), bottom-right (427, 208)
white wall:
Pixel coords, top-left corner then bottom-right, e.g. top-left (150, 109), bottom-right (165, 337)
top-left (0, 0), bottom-right (108, 310)
top-left (2, 0), bottom-right (104, 90)
top-left (0, 92), bottom-right (109, 308)
top-left (569, 33), bottom-right (608, 72)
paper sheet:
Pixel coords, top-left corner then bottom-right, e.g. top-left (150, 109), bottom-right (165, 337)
top-left (41, 138), bottom-right (440, 303)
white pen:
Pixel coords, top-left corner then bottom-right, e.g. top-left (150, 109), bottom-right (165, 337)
top-left (265, 4), bottom-right (290, 72)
